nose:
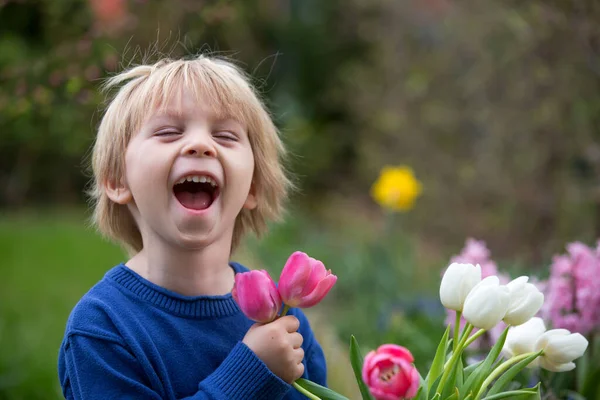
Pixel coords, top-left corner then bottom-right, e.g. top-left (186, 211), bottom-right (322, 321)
top-left (181, 131), bottom-right (217, 158)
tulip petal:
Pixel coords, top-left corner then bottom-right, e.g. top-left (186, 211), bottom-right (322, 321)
top-left (362, 344), bottom-right (421, 400)
top-left (540, 360), bottom-right (576, 372)
top-left (463, 276), bottom-right (510, 330)
top-left (295, 274), bottom-right (337, 308)
top-left (405, 366), bottom-right (421, 398)
top-left (369, 387), bottom-right (398, 400)
top-left (363, 350), bottom-right (377, 383)
top-left (376, 344), bottom-right (414, 363)
top-left (232, 270), bottom-right (280, 323)
top-left (303, 258), bottom-right (328, 295)
top-left (386, 359), bottom-right (412, 396)
top-left (279, 252), bottom-right (312, 304)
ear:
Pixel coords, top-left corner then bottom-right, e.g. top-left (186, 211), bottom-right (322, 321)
top-left (243, 182), bottom-right (258, 210)
top-left (104, 177), bottom-right (133, 205)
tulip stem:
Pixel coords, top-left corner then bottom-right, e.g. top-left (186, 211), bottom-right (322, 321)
top-left (437, 323), bottom-right (474, 394)
top-left (463, 328), bottom-right (486, 349)
top-left (281, 304), bottom-right (290, 317)
top-left (453, 311), bottom-right (462, 352)
top-left (473, 351), bottom-right (542, 400)
top-left (292, 381), bottom-right (322, 400)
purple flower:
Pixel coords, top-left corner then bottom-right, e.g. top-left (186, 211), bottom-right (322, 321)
top-left (541, 242), bottom-right (600, 336)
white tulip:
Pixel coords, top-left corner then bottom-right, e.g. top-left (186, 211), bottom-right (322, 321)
top-left (534, 329), bottom-right (588, 372)
top-left (462, 276), bottom-right (510, 330)
top-left (503, 276), bottom-right (545, 326)
top-left (503, 317), bottom-right (546, 367)
top-left (439, 263), bottom-right (482, 311)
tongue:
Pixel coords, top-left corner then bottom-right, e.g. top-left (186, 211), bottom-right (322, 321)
top-left (175, 191), bottom-right (212, 210)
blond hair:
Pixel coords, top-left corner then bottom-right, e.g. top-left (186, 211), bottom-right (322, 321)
top-left (89, 55), bottom-right (292, 254)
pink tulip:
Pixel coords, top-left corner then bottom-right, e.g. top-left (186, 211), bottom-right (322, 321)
top-left (278, 251), bottom-right (337, 308)
top-left (232, 270), bottom-right (281, 323)
top-left (362, 344), bottom-right (420, 400)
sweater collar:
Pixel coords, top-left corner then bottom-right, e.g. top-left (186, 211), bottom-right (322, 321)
top-left (106, 262), bottom-right (248, 319)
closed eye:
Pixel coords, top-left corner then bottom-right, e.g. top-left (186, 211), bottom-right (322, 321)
top-left (213, 131), bottom-right (238, 141)
top-left (154, 129), bottom-right (181, 137)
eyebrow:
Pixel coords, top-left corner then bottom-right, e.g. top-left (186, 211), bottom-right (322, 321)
top-left (145, 110), bottom-right (246, 131)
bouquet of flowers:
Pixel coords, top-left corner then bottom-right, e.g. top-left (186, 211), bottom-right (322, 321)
top-left (233, 252), bottom-right (589, 400)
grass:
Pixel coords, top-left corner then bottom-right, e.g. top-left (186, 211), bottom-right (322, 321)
top-left (0, 209), bottom-right (125, 399)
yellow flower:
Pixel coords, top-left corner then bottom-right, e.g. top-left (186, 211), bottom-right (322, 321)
top-left (370, 166), bottom-right (422, 211)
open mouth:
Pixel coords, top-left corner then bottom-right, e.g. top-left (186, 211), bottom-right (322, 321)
top-left (173, 175), bottom-right (220, 211)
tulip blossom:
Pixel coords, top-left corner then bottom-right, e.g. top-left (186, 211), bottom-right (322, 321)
top-left (439, 263), bottom-right (482, 311)
top-left (534, 329), bottom-right (589, 372)
top-left (503, 276), bottom-right (544, 326)
top-left (362, 344), bottom-right (420, 400)
top-left (463, 276), bottom-right (510, 330)
top-left (278, 251), bottom-right (337, 308)
top-left (232, 270), bottom-right (281, 323)
top-left (503, 317), bottom-right (547, 367)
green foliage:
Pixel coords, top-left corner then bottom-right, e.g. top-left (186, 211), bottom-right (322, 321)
top-left (349, 336), bottom-right (374, 400)
top-left (0, 210), bottom-right (125, 398)
top-left (294, 379), bottom-right (350, 400)
top-left (424, 324), bottom-right (451, 395)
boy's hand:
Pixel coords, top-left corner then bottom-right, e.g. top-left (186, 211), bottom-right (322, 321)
top-left (242, 315), bottom-right (304, 383)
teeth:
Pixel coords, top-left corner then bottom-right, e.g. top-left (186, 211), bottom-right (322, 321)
top-left (176, 175), bottom-right (218, 187)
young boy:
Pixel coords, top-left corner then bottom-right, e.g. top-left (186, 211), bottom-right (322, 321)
top-left (58, 55), bottom-right (327, 399)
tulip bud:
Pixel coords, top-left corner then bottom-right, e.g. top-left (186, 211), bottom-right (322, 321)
top-left (535, 329), bottom-right (589, 372)
top-left (503, 317), bottom-right (546, 367)
top-left (439, 263), bottom-right (482, 311)
top-left (463, 276), bottom-right (510, 330)
top-left (232, 270), bottom-right (281, 323)
top-left (503, 276), bottom-right (544, 326)
top-left (279, 251), bottom-right (337, 308)
top-left (362, 344), bottom-right (420, 400)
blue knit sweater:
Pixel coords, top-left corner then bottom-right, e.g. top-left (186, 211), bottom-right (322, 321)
top-left (58, 262), bottom-right (327, 399)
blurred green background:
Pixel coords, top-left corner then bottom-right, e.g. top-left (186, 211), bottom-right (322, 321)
top-left (1, 0), bottom-right (600, 399)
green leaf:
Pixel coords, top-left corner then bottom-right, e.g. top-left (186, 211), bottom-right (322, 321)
top-left (481, 383), bottom-right (541, 400)
top-left (415, 371), bottom-right (427, 400)
top-left (455, 357), bottom-right (464, 391)
top-left (428, 372), bottom-right (443, 399)
top-left (425, 324), bottom-right (451, 393)
top-left (461, 327), bottom-right (509, 397)
top-left (444, 392), bottom-right (458, 400)
top-left (485, 352), bottom-right (542, 397)
top-left (349, 335), bottom-right (375, 400)
top-left (414, 386), bottom-right (425, 400)
top-left (440, 356), bottom-right (462, 399)
top-left (295, 379), bottom-right (350, 400)
top-left (464, 359), bottom-right (484, 379)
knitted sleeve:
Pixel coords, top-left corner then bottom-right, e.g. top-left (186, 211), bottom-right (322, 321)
top-left (60, 333), bottom-right (290, 400)
top-left (290, 309), bottom-right (328, 388)
top-left (305, 336), bottom-right (328, 387)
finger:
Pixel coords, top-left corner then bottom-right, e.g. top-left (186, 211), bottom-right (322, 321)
top-left (294, 361), bottom-right (305, 380)
top-left (293, 347), bottom-right (305, 363)
top-left (289, 332), bottom-right (304, 349)
top-left (279, 315), bottom-right (300, 332)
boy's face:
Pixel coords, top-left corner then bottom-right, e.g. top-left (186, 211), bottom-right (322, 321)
top-left (108, 89), bottom-right (257, 250)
